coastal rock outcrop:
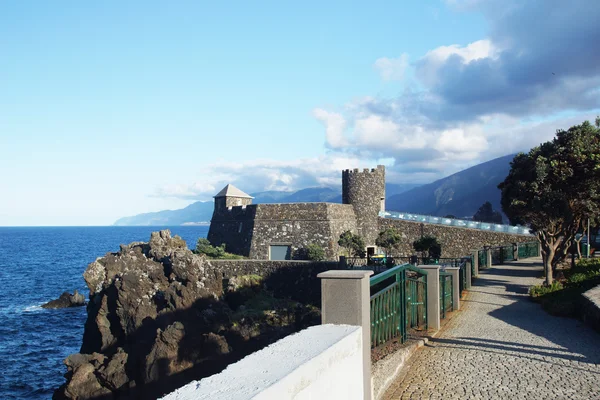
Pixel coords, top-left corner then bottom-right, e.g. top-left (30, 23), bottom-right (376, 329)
top-left (54, 230), bottom-right (320, 400)
top-left (42, 290), bottom-right (86, 309)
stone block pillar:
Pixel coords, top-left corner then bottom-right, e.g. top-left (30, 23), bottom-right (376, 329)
top-left (486, 247), bottom-right (493, 267)
top-left (318, 270), bottom-right (373, 400)
top-left (465, 258), bottom-right (472, 289)
top-left (472, 250), bottom-right (479, 277)
top-left (513, 243), bottom-right (519, 261)
top-left (445, 267), bottom-right (460, 310)
top-left (418, 265), bottom-right (441, 331)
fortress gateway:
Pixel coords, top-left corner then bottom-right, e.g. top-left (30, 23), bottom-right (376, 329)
top-left (207, 166), bottom-right (386, 260)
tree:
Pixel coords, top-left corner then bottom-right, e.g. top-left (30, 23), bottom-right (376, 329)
top-left (376, 227), bottom-right (402, 257)
top-left (499, 119), bottom-right (600, 285)
top-left (413, 235), bottom-right (442, 263)
top-left (473, 201), bottom-right (503, 224)
top-left (338, 231), bottom-right (365, 258)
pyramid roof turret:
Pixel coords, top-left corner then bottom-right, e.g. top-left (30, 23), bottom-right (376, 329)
top-left (214, 184), bottom-right (253, 199)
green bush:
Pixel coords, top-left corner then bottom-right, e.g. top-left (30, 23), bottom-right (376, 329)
top-left (305, 243), bottom-right (326, 261)
top-left (529, 281), bottom-right (563, 297)
top-left (194, 238), bottom-right (244, 259)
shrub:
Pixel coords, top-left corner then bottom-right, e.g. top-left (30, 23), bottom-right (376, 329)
top-left (529, 281), bottom-right (563, 298)
top-left (305, 243), bottom-right (326, 261)
top-left (194, 238), bottom-right (244, 259)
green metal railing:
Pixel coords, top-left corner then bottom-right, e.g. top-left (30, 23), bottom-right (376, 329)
top-left (370, 264), bottom-right (428, 348)
top-left (502, 245), bottom-right (515, 262)
top-left (439, 272), bottom-right (453, 319)
top-left (518, 241), bottom-right (539, 258)
top-left (478, 249), bottom-right (488, 269)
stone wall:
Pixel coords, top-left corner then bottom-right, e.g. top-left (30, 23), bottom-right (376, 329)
top-left (378, 218), bottom-right (534, 258)
top-left (248, 203), bottom-right (357, 260)
top-left (208, 260), bottom-right (338, 305)
top-left (342, 166), bottom-right (385, 246)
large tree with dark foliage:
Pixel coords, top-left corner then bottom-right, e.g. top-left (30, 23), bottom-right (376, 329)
top-left (473, 201), bottom-right (503, 224)
top-left (498, 119), bottom-right (600, 284)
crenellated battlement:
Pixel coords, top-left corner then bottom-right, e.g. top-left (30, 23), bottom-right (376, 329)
top-left (342, 165), bottom-right (385, 176)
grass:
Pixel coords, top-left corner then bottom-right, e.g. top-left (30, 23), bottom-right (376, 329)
top-left (530, 258), bottom-right (600, 317)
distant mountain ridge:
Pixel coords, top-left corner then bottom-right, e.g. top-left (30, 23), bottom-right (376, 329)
top-left (386, 154), bottom-right (516, 220)
top-left (113, 155), bottom-right (516, 226)
top-left (113, 183), bottom-right (417, 226)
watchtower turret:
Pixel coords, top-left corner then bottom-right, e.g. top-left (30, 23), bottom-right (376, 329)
top-left (342, 165), bottom-right (385, 245)
top-left (213, 184), bottom-right (253, 214)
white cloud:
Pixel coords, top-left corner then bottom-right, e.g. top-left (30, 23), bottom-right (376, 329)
top-left (416, 40), bottom-right (497, 86)
top-left (374, 54), bottom-right (410, 81)
top-left (313, 108), bottom-right (348, 148)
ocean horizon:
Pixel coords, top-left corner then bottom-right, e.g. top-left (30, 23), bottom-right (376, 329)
top-left (0, 226), bottom-right (209, 399)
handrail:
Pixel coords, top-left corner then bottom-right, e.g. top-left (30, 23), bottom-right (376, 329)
top-left (369, 263), bottom-right (427, 286)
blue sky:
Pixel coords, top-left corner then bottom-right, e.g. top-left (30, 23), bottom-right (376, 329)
top-left (1, 1), bottom-right (599, 226)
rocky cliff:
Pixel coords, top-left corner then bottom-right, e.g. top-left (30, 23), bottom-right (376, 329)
top-left (55, 230), bottom-right (320, 400)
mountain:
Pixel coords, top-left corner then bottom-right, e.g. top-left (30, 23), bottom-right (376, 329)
top-left (386, 154), bottom-right (516, 220)
top-left (113, 201), bottom-right (215, 226)
top-left (113, 155), bottom-right (513, 227)
top-left (113, 183), bottom-right (418, 226)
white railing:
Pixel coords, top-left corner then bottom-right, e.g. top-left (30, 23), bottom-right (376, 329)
top-left (380, 211), bottom-right (532, 235)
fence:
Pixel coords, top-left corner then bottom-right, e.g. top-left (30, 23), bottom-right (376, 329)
top-left (439, 272), bottom-right (453, 320)
top-left (519, 241), bottom-right (540, 258)
top-left (369, 264), bottom-right (428, 347)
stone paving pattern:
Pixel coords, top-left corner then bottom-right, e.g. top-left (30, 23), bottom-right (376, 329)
top-left (384, 258), bottom-right (600, 400)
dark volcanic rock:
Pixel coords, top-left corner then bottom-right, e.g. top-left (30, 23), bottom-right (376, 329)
top-left (42, 290), bottom-right (86, 309)
top-left (55, 229), bottom-right (320, 400)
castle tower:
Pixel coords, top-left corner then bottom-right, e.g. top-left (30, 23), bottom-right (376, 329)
top-left (213, 184), bottom-right (253, 214)
top-left (342, 165), bottom-right (385, 245)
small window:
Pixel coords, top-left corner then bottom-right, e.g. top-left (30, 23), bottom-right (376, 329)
top-left (269, 245), bottom-right (291, 260)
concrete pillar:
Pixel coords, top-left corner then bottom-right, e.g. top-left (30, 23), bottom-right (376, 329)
top-left (418, 265), bottom-right (441, 331)
top-left (465, 258), bottom-right (472, 289)
top-left (318, 270), bottom-right (373, 400)
top-left (445, 267), bottom-right (460, 310)
top-left (537, 240), bottom-right (542, 257)
top-left (472, 250), bottom-right (479, 277)
top-left (513, 243), bottom-right (519, 261)
top-left (486, 247), bottom-right (493, 267)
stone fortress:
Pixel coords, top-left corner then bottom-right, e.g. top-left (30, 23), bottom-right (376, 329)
top-left (207, 165), bottom-right (532, 260)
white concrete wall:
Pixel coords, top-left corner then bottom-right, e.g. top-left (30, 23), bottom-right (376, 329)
top-left (161, 324), bottom-right (363, 400)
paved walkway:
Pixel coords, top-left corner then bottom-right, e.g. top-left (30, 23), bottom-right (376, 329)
top-left (383, 258), bottom-right (600, 400)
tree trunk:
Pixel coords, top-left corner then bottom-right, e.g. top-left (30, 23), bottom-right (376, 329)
top-left (545, 246), bottom-right (555, 286)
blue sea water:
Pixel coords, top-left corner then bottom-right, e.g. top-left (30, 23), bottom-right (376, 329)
top-left (0, 226), bottom-right (209, 400)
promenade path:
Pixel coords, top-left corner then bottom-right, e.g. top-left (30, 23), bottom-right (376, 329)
top-left (383, 258), bottom-right (600, 400)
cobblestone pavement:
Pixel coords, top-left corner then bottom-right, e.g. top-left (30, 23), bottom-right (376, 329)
top-left (383, 258), bottom-right (600, 400)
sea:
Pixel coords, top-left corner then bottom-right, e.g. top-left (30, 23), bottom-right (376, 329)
top-left (0, 226), bottom-right (209, 400)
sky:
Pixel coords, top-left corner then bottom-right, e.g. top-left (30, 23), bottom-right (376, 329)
top-left (1, 0), bottom-right (599, 226)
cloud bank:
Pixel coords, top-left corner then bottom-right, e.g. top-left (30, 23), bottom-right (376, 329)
top-left (155, 1), bottom-right (600, 200)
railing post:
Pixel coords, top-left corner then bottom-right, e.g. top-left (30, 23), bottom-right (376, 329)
top-left (472, 250), bottom-right (479, 277)
top-left (318, 270), bottom-right (373, 400)
top-left (445, 267), bottom-right (460, 311)
top-left (465, 258), bottom-right (472, 289)
top-left (486, 247), bottom-right (493, 267)
top-left (418, 265), bottom-right (440, 331)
